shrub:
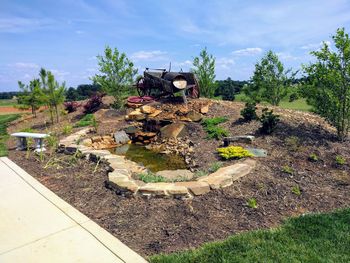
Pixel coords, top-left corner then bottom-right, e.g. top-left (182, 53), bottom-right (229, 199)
top-left (208, 162), bottom-right (223, 173)
top-left (259, 108), bottom-right (280, 134)
top-left (335, 155), bottom-right (346, 165)
top-left (64, 101), bottom-right (80, 113)
top-left (137, 172), bottom-right (166, 183)
top-left (289, 92), bottom-right (299, 102)
top-left (45, 134), bottom-right (59, 150)
top-left (285, 136), bottom-right (300, 152)
top-left (74, 114), bottom-right (95, 127)
top-left (240, 102), bottom-right (258, 122)
top-left (308, 153), bottom-right (319, 162)
top-left (292, 185), bottom-right (302, 196)
top-left (62, 125), bottom-right (73, 135)
top-left (202, 117), bottom-right (229, 140)
top-left (247, 198), bottom-right (258, 209)
top-left (217, 146), bottom-right (253, 160)
top-left (282, 165), bottom-right (294, 174)
top-left (83, 93), bottom-right (103, 114)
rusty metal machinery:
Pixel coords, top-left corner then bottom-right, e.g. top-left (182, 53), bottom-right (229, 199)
top-left (136, 68), bottom-right (199, 98)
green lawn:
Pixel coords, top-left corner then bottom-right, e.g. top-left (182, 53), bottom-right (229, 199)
top-left (0, 99), bottom-right (17, 106)
top-left (150, 208), bottom-right (350, 263)
top-left (235, 93), bottom-right (312, 112)
top-left (0, 114), bottom-right (20, 156)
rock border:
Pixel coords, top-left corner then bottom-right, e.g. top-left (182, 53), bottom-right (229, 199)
top-left (59, 128), bottom-right (256, 199)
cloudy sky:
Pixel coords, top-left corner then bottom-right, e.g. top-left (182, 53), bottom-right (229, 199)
top-left (1, 0), bottom-right (350, 91)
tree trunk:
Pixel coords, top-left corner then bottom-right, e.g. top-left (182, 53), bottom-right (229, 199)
top-left (55, 105), bottom-right (59, 123)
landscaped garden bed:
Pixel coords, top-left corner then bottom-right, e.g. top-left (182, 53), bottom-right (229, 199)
top-left (6, 97), bottom-right (350, 258)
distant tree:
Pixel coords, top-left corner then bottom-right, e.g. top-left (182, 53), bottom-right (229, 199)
top-left (40, 68), bottom-right (66, 123)
top-left (215, 78), bottom-right (247, 101)
top-left (192, 47), bottom-right (216, 98)
top-left (17, 79), bottom-right (43, 117)
top-left (92, 46), bottom-right (137, 108)
top-left (65, 87), bottom-right (79, 101)
top-left (303, 28), bottom-right (350, 141)
top-left (244, 50), bottom-right (296, 105)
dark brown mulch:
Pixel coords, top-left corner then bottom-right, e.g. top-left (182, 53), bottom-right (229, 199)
top-left (6, 99), bottom-right (350, 258)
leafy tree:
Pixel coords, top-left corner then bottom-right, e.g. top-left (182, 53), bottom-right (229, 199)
top-left (92, 46), bottom-right (137, 107)
top-left (192, 47), bottom-right (216, 98)
top-left (215, 78), bottom-right (247, 101)
top-left (17, 79), bottom-right (43, 117)
top-left (244, 50), bottom-right (296, 105)
top-left (40, 68), bottom-right (66, 123)
top-left (303, 28), bottom-right (350, 141)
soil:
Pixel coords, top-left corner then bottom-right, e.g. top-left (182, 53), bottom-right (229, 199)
top-left (6, 99), bottom-right (350, 257)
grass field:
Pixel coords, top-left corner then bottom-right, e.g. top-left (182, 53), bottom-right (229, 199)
top-left (235, 93), bottom-right (313, 112)
top-left (0, 114), bottom-right (20, 156)
top-left (0, 99), bottom-right (17, 107)
top-left (150, 207), bottom-right (350, 263)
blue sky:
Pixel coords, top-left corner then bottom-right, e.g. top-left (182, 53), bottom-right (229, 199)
top-left (1, 0), bottom-right (350, 91)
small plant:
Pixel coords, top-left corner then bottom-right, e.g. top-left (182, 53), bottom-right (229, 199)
top-left (46, 134), bottom-right (59, 150)
top-left (282, 165), bottom-right (294, 175)
top-left (247, 198), bottom-right (258, 209)
top-left (62, 125), bottom-right (73, 135)
top-left (83, 93), bottom-right (103, 114)
top-left (285, 136), bottom-right (300, 152)
top-left (208, 162), bottom-right (223, 173)
top-left (91, 115), bottom-right (98, 132)
top-left (240, 102), bottom-right (258, 122)
top-left (137, 172), bottom-right (166, 183)
top-left (20, 127), bottom-right (34, 133)
top-left (335, 155), bottom-right (346, 165)
top-left (194, 170), bottom-right (208, 178)
top-left (217, 146), bottom-right (253, 160)
top-left (259, 108), bottom-right (280, 134)
top-left (202, 117), bottom-right (229, 140)
top-left (74, 114), bottom-right (95, 127)
top-left (64, 101), bottom-right (80, 113)
top-left (292, 185), bottom-right (302, 196)
top-left (308, 153), bottom-right (319, 162)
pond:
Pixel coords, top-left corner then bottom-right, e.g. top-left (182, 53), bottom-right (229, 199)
top-left (110, 144), bottom-right (187, 173)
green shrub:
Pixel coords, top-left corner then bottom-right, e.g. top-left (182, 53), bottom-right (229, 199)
top-left (240, 102), bottom-right (258, 122)
top-left (247, 198), bottom-right (258, 209)
top-left (259, 108), bottom-right (280, 134)
top-left (308, 153), bottom-right (319, 162)
top-left (20, 127), bottom-right (34, 133)
top-left (217, 146), bottom-right (253, 160)
top-left (137, 172), bottom-right (166, 183)
top-left (74, 114), bottom-right (95, 127)
top-left (335, 155), bottom-right (346, 165)
top-left (202, 117), bottom-right (229, 140)
top-left (194, 170), bottom-right (208, 178)
top-left (208, 162), bottom-right (223, 173)
top-left (45, 134), bottom-right (59, 150)
top-left (62, 125), bottom-right (73, 135)
top-left (282, 165), bottom-right (294, 174)
top-left (285, 136), bottom-right (300, 152)
top-left (292, 185), bottom-right (302, 196)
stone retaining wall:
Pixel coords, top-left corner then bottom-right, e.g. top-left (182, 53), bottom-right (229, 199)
top-left (59, 128), bottom-right (256, 199)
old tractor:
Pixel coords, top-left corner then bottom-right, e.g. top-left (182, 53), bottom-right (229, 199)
top-left (135, 68), bottom-right (200, 99)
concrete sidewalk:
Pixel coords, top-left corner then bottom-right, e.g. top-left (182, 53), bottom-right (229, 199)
top-left (0, 157), bottom-right (147, 263)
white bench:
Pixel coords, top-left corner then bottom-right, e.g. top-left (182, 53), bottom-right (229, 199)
top-left (11, 132), bottom-right (49, 152)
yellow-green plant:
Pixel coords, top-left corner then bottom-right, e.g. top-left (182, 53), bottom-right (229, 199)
top-left (217, 146), bottom-right (253, 160)
top-left (335, 155), bottom-right (346, 165)
top-left (247, 198), bottom-right (258, 209)
top-left (62, 125), bottom-right (73, 135)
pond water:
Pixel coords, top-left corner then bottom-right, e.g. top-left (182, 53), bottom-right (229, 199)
top-left (110, 144), bottom-right (187, 173)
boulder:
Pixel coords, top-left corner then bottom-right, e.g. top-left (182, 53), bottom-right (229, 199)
top-left (156, 169), bottom-right (194, 181)
top-left (200, 104), bottom-right (210, 114)
top-left (175, 181), bottom-right (210, 195)
top-left (127, 110), bottom-right (146, 121)
top-left (114, 130), bottom-right (130, 144)
top-left (223, 135), bottom-right (255, 146)
top-left (148, 109), bottom-right (162, 118)
top-left (124, 126), bottom-right (140, 135)
top-left (186, 111), bottom-right (203, 122)
top-left (141, 105), bottom-right (156, 114)
top-left (160, 123), bottom-right (186, 139)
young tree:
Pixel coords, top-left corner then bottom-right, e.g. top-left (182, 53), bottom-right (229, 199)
top-left (91, 46), bottom-right (137, 108)
top-left (244, 51), bottom-right (296, 105)
top-left (40, 68), bottom-right (66, 123)
top-left (192, 47), bottom-right (216, 98)
top-left (303, 28), bottom-right (350, 141)
top-left (18, 79), bottom-right (43, 117)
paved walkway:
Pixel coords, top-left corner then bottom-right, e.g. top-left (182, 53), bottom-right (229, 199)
top-left (0, 157), bottom-right (147, 263)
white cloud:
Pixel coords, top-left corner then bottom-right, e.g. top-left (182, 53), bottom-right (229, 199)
top-left (300, 41), bottom-right (331, 50)
top-left (131, 50), bottom-right (168, 61)
top-left (232, 47), bottom-right (263, 56)
top-left (75, 30), bottom-right (84, 35)
top-left (276, 52), bottom-right (300, 61)
top-left (10, 62), bottom-right (39, 70)
top-left (216, 57), bottom-right (235, 69)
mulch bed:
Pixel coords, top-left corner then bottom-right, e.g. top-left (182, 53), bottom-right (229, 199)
top-left (7, 99), bottom-right (350, 258)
